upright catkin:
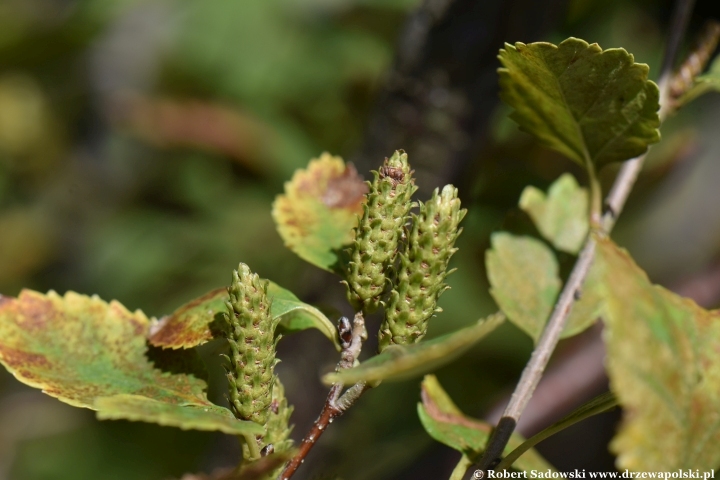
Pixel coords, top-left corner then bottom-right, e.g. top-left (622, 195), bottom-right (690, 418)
top-left (223, 264), bottom-right (279, 427)
top-left (344, 150), bottom-right (416, 313)
top-left (379, 185), bottom-right (466, 351)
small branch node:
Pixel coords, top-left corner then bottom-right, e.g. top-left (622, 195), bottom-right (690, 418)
top-left (278, 313), bottom-right (369, 480)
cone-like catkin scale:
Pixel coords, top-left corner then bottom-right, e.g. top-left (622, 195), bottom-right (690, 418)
top-left (265, 377), bottom-right (294, 453)
top-left (242, 376), bottom-right (294, 466)
top-left (378, 185), bottom-right (466, 351)
top-left (344, 150), bottom-right (417, 313)
top-left (223, 264), bottom-right (280, 426)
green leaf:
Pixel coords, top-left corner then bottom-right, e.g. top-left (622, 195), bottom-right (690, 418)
top-left (323, 313), bottom-right (504, 386)
top-left (498, 37), bottom-right (660, 169)
top-left (677, 54), bottom-right (720, 105)
top-left (519, 173), bottom-right (589, 254)
top-left (418, 375), bottom-right (554, 472)
top-left (272, 153), bottom-right (367, 271)
top-left (486, 234), bottom-right (559, 342)
top-left (95, 394), bottom-right (263, 436)
top-left (0, 290), bottom-right (261, 435)
top-left (269, 282), bottom-right (339, 348)
top-left (596, 237), bottom-right (720, 471)
top-left (497, 392), bottom-right (617, 470)
top-left (486, 233), bottom-right (603, 342)
top-left (148, 282), bottom-right (341, 351)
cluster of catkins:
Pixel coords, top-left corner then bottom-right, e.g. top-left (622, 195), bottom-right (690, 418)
top-left (218, 151), bottom-right (464, 467)
top-left (343, 150), bottom-right (466, 351)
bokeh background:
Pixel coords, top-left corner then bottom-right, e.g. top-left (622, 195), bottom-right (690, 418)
top-left (1, 0), bottom-right (719, 479)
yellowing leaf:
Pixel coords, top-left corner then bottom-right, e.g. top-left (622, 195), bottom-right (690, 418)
top-left (418, 375), bottom-right (554, 472)
top-left (486, 233), bottom-right (603, 342)
top-left (322, 314), bottom-right (504, 386)
top-left (272, 153), bottom-right (367, 271)
top-left (149, 281), bottom-right (340, 350)
top-left (0, 290), bottom-right (261, 435)
top-left (596, 237), bottom-right (720, 471)
top-left (499, 38), bottom-right (660, 169)
top-left (149, 288), bottom-right (227, 349)
top-left (519, 173), bottom-right (589, 254)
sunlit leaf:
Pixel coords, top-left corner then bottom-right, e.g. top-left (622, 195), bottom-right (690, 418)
top-left (0, 290), bottom-right (261, 435)
top-left (596, 237), bottom-right (720, 471)
top-left (486, 233), bottom-right (603, 342)
top-left (272, 153), bottom-right (367, 271)
top-left (487, 234), bottom-right (559, 342)
top-left (418, 375), bottom-right (554, 472)
top-left (149, 282), bottom-right (340, 350)
top-left (519, 173), bottom-right (589, 254)
top-left (323, 313), bottom-right (504, 385)
top-left (499, 37), bottom-right (660, 169)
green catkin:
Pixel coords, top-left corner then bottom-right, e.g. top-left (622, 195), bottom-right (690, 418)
top-left (264, 376), bottom-right (294, 454)
top-left (378, 184), bottom-right (466, 351)
top-left (241, 376), bottom-right (294, 470)
top-left (223, 264), bottom-right (280, 427)
top-left (344, 150), bottom-right (417, 313)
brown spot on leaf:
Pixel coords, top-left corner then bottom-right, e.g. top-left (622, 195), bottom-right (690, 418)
top-left (0, 345), bottom-right (52, 370)
top-left (322, 163), bottom-right (368, 209)
top-left (0, 295), bottom-right (11, 308)
top-left (148, 288), bottom-right (226, 348)
top-left (19, 293), bottom-right (54, 331)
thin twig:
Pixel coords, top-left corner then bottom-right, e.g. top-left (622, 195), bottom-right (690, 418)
top-left (475, 0), bottom-right (695, 471)
top-left (278, 313), bottom-right (368, 480)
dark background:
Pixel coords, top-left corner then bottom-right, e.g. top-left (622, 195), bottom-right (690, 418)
top-left (0, 0), bottom-right (719, 478)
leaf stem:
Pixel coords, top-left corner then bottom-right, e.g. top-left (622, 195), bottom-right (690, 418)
top-left (278, 313), bottom-right (368, 480)
top-left (474, 0), bottom-right (695, 470)
top-left (586, 162), bottom-right (603, 228)
top-left (495, 392), bottom-right (618, 471)
top-left (450, 455), bottom-right (474, 480)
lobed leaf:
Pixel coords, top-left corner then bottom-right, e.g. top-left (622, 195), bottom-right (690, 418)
top-left (148, 282), bottom-right (340, 350)
top-left (418, 375), bottom-right (554, 472)
top-left (519, 173), bottom-right (589, 254)
top-left (499, 37), bottom-right (660, 169)
top-left (0, 290), bottom-right (260, 435)
top-left (597, 237), bottom-right (720, 471)
top-left (486, 233), bottom-right (603, 342)
top-left (323, 313), bottom-right (504, 386)
top-left (272, 153), bottom-right (367, 271)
